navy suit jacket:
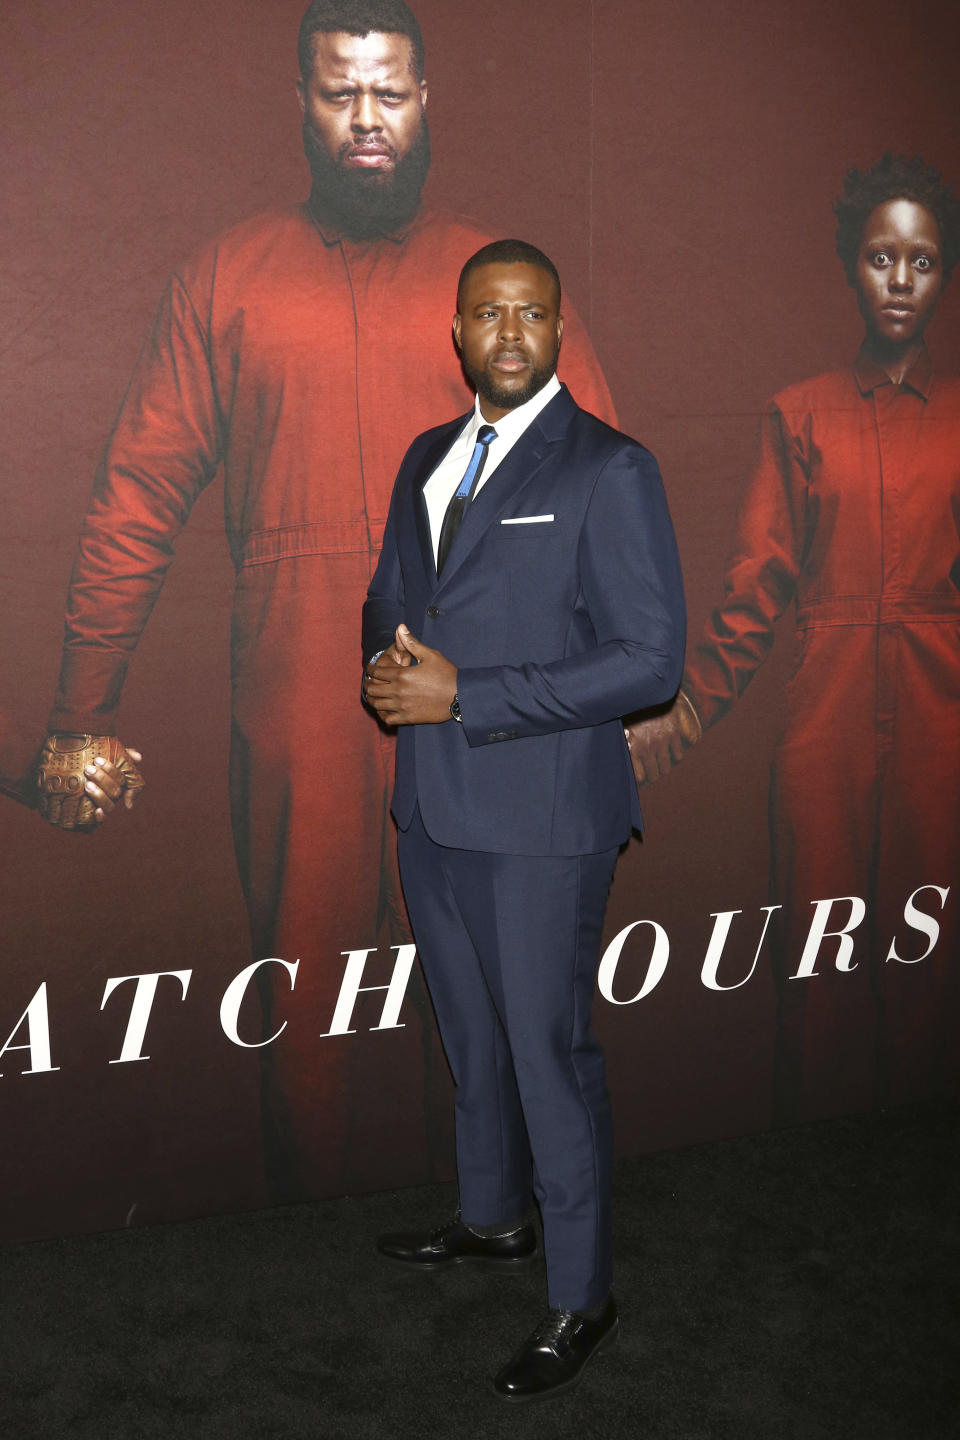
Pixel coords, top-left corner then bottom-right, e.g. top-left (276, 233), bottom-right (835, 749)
top-left (363, 385), bottom-right (686, 856)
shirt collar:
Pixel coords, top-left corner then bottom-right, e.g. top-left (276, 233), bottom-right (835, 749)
top-left (467, 373), bottom-right (562, 444)
top-left (853, 344), bottom-right (933, 400)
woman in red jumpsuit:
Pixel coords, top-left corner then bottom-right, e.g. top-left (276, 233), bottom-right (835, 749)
top-left (628, 154), bottom-right (960, 1122)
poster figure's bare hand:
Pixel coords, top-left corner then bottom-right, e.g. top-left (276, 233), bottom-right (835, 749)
top-left (84, 749), bottom-right (144, 821)
top-left (624, 692), bottom-right (701, 784)
top-left (37, 734), bottom-right (145, 831)
top-left (364, 625), bottom-right (457, 725)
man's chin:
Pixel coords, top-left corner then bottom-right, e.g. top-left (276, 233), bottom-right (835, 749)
top-left (476, 370), bottom-right (553, 412)
top-left (484, 386), bottom-right (535, 412)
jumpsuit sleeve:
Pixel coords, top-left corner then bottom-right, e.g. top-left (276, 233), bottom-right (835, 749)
top-left (683, 400), bottom-right (808, 730)
top-left (48, 272), bottom-right (224, 734)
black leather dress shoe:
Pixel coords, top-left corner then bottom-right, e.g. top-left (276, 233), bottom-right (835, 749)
top-left (376, 1217), bottom-right (537, 1271)
top-left (492, 1295), bottom-right (619, 1402)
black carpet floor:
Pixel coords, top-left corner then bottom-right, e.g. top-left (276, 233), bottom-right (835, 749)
top-left (3, 1102), bottom-right (957, 1440)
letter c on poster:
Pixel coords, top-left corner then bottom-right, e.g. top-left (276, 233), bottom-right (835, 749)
top-left (220, 958), bottom-right (300, 1047)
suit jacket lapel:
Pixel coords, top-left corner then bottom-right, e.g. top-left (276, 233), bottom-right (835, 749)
top-left (408, 415), bottom-right (470, 583)
top-left (434, 386), bottom-right (577, 588)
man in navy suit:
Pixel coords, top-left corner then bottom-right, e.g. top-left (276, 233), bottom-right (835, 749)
top-left (363, 239), bottom-right (685, 1402)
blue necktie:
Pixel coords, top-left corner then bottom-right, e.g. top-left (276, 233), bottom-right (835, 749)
top-left (437, 423), bottom-right (498, 575)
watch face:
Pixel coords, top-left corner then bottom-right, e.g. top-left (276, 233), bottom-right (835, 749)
top-left (449, 695), bottom-right (462, 722)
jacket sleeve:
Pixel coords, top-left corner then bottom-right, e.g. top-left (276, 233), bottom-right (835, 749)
top-left (458, 443), bottom-right (685, 744)
top-left (48, 271), bottom-right (223, 734)
top-left (682, 400), bottom-right (806, 730)
top-left (362, 474), bottom-right (407, 664)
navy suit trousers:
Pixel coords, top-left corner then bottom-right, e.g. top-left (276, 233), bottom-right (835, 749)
top-left (398, 807), bottom-right (619, 1312)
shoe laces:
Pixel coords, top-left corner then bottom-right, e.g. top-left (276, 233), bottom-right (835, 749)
top-left (534, 1308), bottom-right (577, 1352)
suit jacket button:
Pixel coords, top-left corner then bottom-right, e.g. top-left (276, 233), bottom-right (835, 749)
top-left (426, 605), bottom-right (440, 618)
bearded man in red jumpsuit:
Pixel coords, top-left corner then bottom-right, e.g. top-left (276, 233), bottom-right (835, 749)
top-left (37, 0), bottom-right (614, 1199)
top-left (627, 154), bottom-right (960, 1124)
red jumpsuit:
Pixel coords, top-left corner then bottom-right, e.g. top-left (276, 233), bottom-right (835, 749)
top-left (684, 349), bottom-right (960, 1121)
top-left (49, 201), bottom-right (615, 1197)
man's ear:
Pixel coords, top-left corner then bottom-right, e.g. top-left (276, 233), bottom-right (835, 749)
top-left (295, 76), bottom-right (306, 122)
top-left (452, 314), bottom-right (462, 352)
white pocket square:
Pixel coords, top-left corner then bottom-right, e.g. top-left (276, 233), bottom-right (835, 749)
top-left (501, 514), bottom-right (555, 525)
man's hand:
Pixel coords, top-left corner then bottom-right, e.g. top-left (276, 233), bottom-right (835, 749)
top-left (37, 734), bottom-right (145, 831)
top-left (624, 692), bottom-right (701, 785)
top-left (362, 629), bottom-right (413, 714)
top-left (364, 626), bottom-right (457, 725)
top-left (364, 630), bottom-right (414, 682)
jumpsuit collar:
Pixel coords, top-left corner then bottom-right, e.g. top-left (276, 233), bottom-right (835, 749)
top-left (306, 188), bottom-right (421, 247)
top-left (853, 345), bottom-right (933, 400)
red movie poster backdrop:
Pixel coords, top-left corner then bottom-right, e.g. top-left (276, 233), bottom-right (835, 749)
top-left (2, 0), bottom-right (958, 1242)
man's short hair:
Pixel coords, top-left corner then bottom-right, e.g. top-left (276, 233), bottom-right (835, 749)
top-left (833, 153), bottom-right (960, 286)
top-left (457, 240), bottom-right (562, 310)
top-left (298, 0), bottom-right (425, 81)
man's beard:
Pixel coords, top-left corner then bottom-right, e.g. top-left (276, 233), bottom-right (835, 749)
top-left (303, 115), bottom-right (431, 240)
top-left (463, 354), bottom-right (559, 414)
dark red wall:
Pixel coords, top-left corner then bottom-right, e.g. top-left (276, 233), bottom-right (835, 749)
top-left (2, 0), bottom-right (958, 1240)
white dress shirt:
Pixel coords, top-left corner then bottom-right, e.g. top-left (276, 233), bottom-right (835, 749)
top-left (423, 373), bottom-right (562, 564)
